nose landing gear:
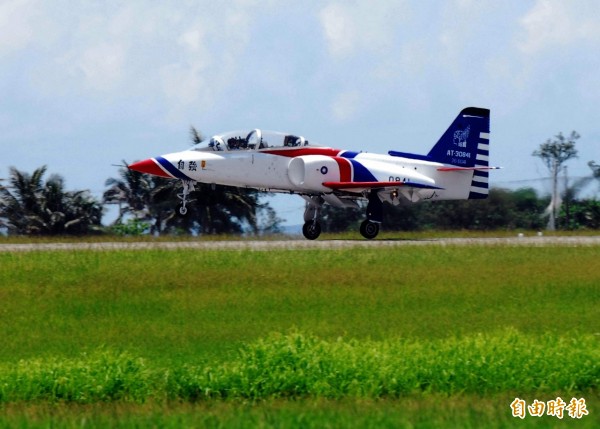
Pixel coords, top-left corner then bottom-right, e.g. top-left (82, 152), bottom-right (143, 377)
top-left (177, 180), bottom-right (196, 215)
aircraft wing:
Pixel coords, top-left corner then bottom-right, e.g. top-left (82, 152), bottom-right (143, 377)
top-left (323, 181), bottom-right (443, 191)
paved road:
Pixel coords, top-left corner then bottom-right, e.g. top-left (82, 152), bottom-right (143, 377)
top-left (1, 236), bottom-right (599, 252)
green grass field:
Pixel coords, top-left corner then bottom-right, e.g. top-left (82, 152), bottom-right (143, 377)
top-left (0, 240), bottom-right (598, 427)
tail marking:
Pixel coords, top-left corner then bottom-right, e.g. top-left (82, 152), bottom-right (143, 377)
top-left (468, 132), bottom-right (490, 199)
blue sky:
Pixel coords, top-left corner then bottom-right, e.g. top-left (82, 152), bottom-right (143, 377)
top-left (2, 0), bottom-right (600, 226)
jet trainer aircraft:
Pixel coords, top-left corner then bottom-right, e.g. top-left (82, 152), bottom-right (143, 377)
top-left (128, 107), bottom-right (497, 239)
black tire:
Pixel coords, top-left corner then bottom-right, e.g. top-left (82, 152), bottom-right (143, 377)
top-left (360, 220), bottom-right (379, 239)
top-left (302, 221), bottom-right (322, 240)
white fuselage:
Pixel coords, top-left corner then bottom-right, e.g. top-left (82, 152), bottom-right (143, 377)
top-left (156, 146), bottom-right (474, 201)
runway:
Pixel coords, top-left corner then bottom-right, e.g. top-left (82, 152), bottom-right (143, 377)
top-left (1, 235), bottom-right (599, 252)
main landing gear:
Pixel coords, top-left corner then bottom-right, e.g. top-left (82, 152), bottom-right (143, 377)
top-left (360, 220), bottom-right (379, 239)
top-left (360, 191), bottom-right (383, 240)
top-left (301, 192), bottom-right (384, 240)
top-left (302, 221), bottom-right (322, 240)
top-left (177, 180), bottom-right (196, 215)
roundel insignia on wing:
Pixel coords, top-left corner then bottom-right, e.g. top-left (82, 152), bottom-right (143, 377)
top-left (320, 166), bottom-right (328, 175)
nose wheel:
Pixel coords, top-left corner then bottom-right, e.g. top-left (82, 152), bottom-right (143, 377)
top-left (177, 180), bottom-right (196, 215)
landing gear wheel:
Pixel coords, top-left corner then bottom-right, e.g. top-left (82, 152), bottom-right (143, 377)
top-left (176, 180), bottom-right (196, 217)
top-left (360, 220), bottom-right (379, 239)
top-left (302, 221), bottom-right (322, 240)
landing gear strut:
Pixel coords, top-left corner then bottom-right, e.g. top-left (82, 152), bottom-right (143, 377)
top-left (177, 180), bottom-right (196, 215)
top-left (360, 191), bottom-right (383, 239)
top-left (302, 196), bottom-right (323, 240)
top-left (299, 193), bottom-right (383, 240)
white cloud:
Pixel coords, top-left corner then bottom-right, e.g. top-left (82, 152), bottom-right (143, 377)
top-left (44, 5), bottom-right (137, 94)
top-left (437, 2), bottom-right (506, 74)
top-left (157, 4), bottom-right (253, 119)
top-left (77, 43), bottom-right (126, 91)
top-left (158, 25), bottom-right (212, 107)
top-left (519, 0), bottom-right (600, 54)
top-left (319, 0), bottom-right (407, 58)
top-left (6, 1), bottom-right (274, 120)
top-left (319, 3), bottom-right (354, 58)
top-left (178, 29), bottom-right (207, 53)
top-left (0, 0), bottom-right (39, 57)
top-left (161, 63), bottom-right (208, 107)
top-left (331, 90), bottom-right (361, 121)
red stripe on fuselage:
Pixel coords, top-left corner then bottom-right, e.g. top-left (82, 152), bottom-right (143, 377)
top-left (261, 147), bottom-right (342, 157)
top-left (332, 156), bottom-right (352, 182)
top-left (323, 181), bottom-right (405, 189)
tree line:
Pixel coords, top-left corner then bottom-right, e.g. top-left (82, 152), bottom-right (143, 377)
top-left (1, 130), bottom-right (599, 236)
top-left (0, 164), bottom-right (282, 236)
top-left (320, 186), bottom-right (600, 233)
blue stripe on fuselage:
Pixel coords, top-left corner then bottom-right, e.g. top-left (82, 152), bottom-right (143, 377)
top-left (340, 151), bottom-right (360, 159)
top-left (350, 159), bottom-right (377, 182)
top-left (388, 151), bottom-right (433, 162)
top-left (156, 156), bottom-right (193, 180)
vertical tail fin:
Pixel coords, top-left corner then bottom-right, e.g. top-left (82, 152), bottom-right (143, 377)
top-left (428, 107), bottom-right (491, 200)
top-left (427, 107), bottom-right (490, 168)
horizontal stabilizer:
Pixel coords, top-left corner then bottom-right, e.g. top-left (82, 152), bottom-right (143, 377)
top-left (437, 166), bottom-right (502, 172)
top-left (323, 181), bottom-right (443, 190)
top-left (387, 151), bottom-right (433, 162)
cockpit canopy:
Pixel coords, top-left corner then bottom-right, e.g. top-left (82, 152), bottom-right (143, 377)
top-left (192, 129), bottom-right (314, 152)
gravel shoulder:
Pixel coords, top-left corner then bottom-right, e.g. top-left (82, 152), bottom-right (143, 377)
top-left (1, 236), bottom-right (600, 252)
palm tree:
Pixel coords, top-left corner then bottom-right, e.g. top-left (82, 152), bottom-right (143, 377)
top-left (103, 163), bottom-right (176, 235)
top-left (0, 166), bottom-right (102, 235)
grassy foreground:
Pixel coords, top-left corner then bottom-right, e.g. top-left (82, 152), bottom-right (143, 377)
top-left (0, 331), bottom-right (597, 402)
top-left (2, 395), bottom-right (599, 428)
top-left (0, 242), bottom-right (598, 426)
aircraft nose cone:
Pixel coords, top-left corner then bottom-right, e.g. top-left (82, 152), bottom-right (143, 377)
top-left (128, 158), bottom-right (171, 178)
